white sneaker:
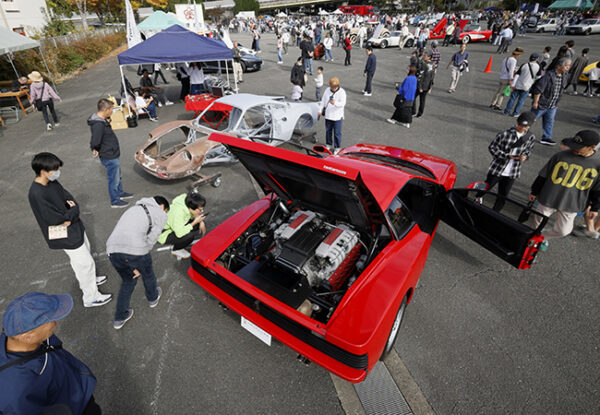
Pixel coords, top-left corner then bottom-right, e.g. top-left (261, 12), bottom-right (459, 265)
top-left (386, 118), bottom-right (396, 124)
top-left (84, 293), bottom-right (112, 308)
top-left (363, 92), bottom-right (372, 96)
top-left (401, 123), bottom-right (410, 128)
top-left (165, 101), bottom-right (174, 106)
top-left (46, 123), bottom-right (53, 131)
top-left (277, 61), bottom-right (283, 64)
top-left (171, 249), bottom-right (191, 260)
top-left (149, 117), bottom-right (159, 122)
top-left (158, 103), bottom-right (163, 107)
top-left (96, 275), bottom-right (107, 286)
top-left (54, 122), bottom-right (60, 127)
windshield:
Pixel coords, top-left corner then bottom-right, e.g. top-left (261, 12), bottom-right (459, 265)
top-left (194, 102), bottom-right (238, 132)
top-left (464, 24), bottom-right (480, 31)
top-left (581, 19), bottom-right (597, 25)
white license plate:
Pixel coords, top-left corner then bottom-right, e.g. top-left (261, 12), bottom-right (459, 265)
top-left (241, 317), bottom-right (272, 346)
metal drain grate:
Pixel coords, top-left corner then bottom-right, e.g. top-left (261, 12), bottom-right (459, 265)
top-left (354, 362), bottom-right (413, 415)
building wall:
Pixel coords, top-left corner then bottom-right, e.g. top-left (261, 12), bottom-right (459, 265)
top-left (0, 0), bottom-right (49, 36)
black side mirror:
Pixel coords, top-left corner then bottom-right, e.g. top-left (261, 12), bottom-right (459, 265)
top-left (312, 145), bottom-right (332, 155)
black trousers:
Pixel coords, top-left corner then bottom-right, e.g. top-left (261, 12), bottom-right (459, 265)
top-left (166, 226), bottom-right (201, 250)
top-left (344, 49), bottom-right (351, 66)
top-left (364, 72), bottom-right (374, 93)
top-left (179, 77), bottom-right (190, 100)
top-left (442, 35), bottom-right (452, 46)
top-left (41, 100), bottom-right (58, 124)
top-left (412, 90), bottom-right (428, 116)
top-left (154, 69), bottom-right (168, 84)
top-left (484, 173), bottom-right (515, 212)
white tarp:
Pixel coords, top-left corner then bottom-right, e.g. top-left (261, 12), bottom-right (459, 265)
top-left (0, 27), bottom-right (40, 55)
top-left (236, 11), bottom-right (256, 19)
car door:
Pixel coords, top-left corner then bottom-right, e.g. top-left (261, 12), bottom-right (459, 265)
top-left (440, 188), bottom-right (548, 270)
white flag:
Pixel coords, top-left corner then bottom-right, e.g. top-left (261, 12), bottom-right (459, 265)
top-left (533, 3), bottom-right (539, 13)
top-left (125, 0), bottom-right (142, 48)
top-left (193, 0), bottom-right (205, 33)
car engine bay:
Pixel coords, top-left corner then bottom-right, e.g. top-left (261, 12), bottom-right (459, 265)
top-left (217, 201), bottom-right (384, 323)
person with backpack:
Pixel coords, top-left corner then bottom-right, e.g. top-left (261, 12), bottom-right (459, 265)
top-left (0, 292), bottom-right (103, 414)
top-left (490, 47), bottom-right (522, 111)
top-left (412, 51), bottom-right (435, 118)
top-left (28, 71), bottom-right (61, 132)
top-left (107, 196), bottom-right (169, 329)
top-left (504, 53), bottom-right (541, 117)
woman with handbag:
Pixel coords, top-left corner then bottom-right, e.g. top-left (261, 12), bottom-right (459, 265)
top-left (387, 65), bottom-right (418, 128)
top-left (28, 71), bottom-right (61, 131)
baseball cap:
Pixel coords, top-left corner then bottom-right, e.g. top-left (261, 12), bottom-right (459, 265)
top-left (563, 130), bottom-right (600, 150)
top-left (329, 77), bottom-right (340, 87)
top-left (530, 52), bottom-right (540, 60)
top-left (2, 292), bottom-right (73, 336)
top-left (517, 111), bottom-right (536, 126)
top-left (513, 47), bottom-right (524, 55)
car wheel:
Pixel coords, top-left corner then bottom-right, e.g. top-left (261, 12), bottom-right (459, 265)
top-left (211, 177), bottom-right (222, 188)
top-left (240, 61), bottom-right (247, 72)
top-left (380, 296), bottom-right (408, 361)
top-left (539, 28), bottom-right (544, 33)
top-left (462, 35), bottom-right (471, 44)
top-left (380, 40), bottom-right (388, 49)
top-left (405, 38), bottom-right (414, 48)
top-left (585, 29), bottom-right (591, 36)
top-left (349, 34), bottom-right (357, 44)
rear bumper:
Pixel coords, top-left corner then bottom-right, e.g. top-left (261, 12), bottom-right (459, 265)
top-left (188, 261), bottom-right (369, 382)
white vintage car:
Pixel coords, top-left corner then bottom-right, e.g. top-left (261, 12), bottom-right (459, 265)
top-left (566, 19), bottom-right (600, 35)
top-left (534, 18), bottom-right (559, 33)
top-left (367, 28), bottom-right (415, 49)
top-left (135, 94), bottom-right (320, 180)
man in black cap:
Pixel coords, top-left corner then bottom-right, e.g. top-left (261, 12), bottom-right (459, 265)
top-left (529, 130), bottom-right (600, 239)
top-left (0, 292), bottom-right (101, 414)
top-left (476, 112), bottom-right (537, 211)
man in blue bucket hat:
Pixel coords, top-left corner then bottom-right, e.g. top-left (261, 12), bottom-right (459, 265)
top-left (0, 292), bottom-right (101, 415)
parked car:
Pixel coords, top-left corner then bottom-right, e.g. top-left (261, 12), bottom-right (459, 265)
top-left (367, 30), bottom-right (414, 48)
top-left (187, 136), bottom-right (548, 382)
top-left (533, 18), bottom-right (558, 33)
top-left (203, 52), bottom-right (263, 73)
top-left (566, 18), bottom-right (600, 35)
top-left (135, 94), bottom-right (319, 180)
top-left (459, 23), bottom-right (493, 43)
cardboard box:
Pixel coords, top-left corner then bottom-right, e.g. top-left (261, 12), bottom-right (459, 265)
top-left (110, 108), bottom-right (128, 130)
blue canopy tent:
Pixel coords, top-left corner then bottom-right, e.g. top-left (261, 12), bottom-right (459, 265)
top-left (117, 25), bottom-right (235, 95)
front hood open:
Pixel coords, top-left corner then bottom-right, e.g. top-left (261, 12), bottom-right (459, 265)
top-left (209, 134), bottom-right (385, 231)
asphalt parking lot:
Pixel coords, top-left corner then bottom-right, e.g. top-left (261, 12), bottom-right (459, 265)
top-left (0, 30), bottom-right (598, 414)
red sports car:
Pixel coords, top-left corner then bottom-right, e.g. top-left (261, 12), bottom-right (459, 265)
top-left (459, 23), bottom-right (493, 43)
top-left (188, 135), bottom-right (547, 382)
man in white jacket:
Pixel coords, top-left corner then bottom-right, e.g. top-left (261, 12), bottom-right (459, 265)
top-left (319, 77), bottom-right (347, 150)
top-left (106, 196), bottom-right (169, 329)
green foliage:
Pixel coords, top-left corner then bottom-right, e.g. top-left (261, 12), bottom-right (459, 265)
top-left (233, 0), bottom-right (260, 14)
top-left (0, 32), bottom-right (125, 82)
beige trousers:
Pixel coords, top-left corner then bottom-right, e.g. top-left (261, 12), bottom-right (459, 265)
top-left (491, 79), bottom-right (511, 107)
top-left (532, 203), bottom-right (578, 239)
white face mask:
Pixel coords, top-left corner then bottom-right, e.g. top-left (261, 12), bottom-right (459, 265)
top-left (47, 170), bottom-right (61, 181)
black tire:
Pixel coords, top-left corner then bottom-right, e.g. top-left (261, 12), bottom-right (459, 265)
top-left (380, 296), bottom-right (408, 361)
top-left (405, 38), bottom-right (414, 48)
top-left (380, 40), bottom-right (388, 49)
top-left (585, 29), bottom-right (591, 36)
top-left (211, 177), bottom-right (222, 188)
top-left (240, 61), bottom-right (247, 72)
top-left (539, 28), bottom-right (544, 33)
top-left (462, 35), bottom-right (471, 44)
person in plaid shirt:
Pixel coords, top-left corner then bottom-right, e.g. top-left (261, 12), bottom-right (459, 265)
top-left (477, 112), bottom-right (536, 211)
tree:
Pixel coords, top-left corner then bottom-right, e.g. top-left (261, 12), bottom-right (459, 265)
top-left (233, 0), bottom-right (260, 15)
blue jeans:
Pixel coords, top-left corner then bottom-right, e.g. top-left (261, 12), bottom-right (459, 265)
top-left (325, 119), bottom-right (343, 149)
top-left (277, 47), bottom-right (283, 62)
top-left (504, 89), bottom-right (528, 116)
top-left (143, 101), bottom-right (157, 118)
top-left (303, 58), bottom-right (313, 74)
top-left (532, 106), bottom-right (557, 140)
top-left (325, 49), bottom-right (333, 60)
top-left (100, 157), bottom-right (123, 205)
top-left (109, 253), bottom-right (159, 321)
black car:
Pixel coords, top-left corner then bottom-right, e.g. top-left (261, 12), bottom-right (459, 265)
top-left (203, 53), bottom-right (262, 73)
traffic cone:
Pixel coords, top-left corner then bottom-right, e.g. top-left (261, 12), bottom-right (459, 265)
top-left (483, 56), bottom-right (493, 73)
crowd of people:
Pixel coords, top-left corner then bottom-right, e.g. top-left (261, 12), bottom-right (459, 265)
top-left (2, 6), bottom-right (600, 414)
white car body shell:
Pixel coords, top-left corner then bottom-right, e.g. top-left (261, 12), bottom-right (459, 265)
top-left (566, 19), bottom-right (600, 35)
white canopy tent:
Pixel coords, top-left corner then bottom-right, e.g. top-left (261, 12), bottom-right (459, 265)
top-left (0, 27), bottom-right (56, 90)
top-left (276, 12), bottom-right (287, 18)
top-left (332, 9), bottom-right (344, 15)
top-left (318, 10), bottom-right (329, 15)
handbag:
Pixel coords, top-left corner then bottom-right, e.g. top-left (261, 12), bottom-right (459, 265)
top-left (393, 94), bottom-right (405, 109)
top-left (34, 82), bottom-right (46, 111)
top-left (502, 84), bottom-right (512, 97)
